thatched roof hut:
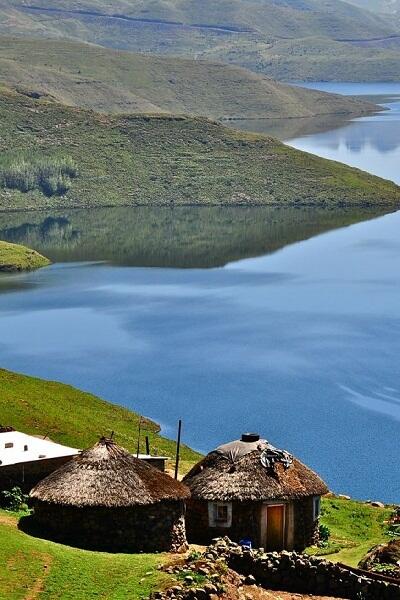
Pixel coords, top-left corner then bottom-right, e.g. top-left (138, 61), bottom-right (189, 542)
top-left (183, 433), bottom-right (328, 551)
top-left (30, 437), bottom-right (190, 552)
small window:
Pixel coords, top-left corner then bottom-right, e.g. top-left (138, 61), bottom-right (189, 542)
top-left (208, 502), bottom-right (232, 528)
top-left (313, 496), bottom-right (321, 521)
top-left (215, 504), bottom-right (229, 522)
top-left (24, 445), bottom-right (28, 452)
top-left (4, 442), bottom-right (13, 449)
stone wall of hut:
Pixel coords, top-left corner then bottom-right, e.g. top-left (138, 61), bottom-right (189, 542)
top-left (293, 497), bottom-right (319, 550)
top-left (0, 456), bottom-right (74, 493)
top-left (186, 497), bottom-right (319, 551)
top-left (186, 499), bottom-right (262, 546)
top-left (31, 500), bottom-right (187, 553)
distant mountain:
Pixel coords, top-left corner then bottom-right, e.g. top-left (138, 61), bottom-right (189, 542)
top-left (345, 0), bottom-right (400, 16)
top-left (0, 37), bottom-right (378, 120)
top-left (1, 0), bottom-right (400, 81)
top-left (3, 0), bottom-right (397, 39)
top-left (0, 86), bottom-right (399, 211)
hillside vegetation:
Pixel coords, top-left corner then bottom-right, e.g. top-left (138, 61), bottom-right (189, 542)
top-left (0, 240), bottom-right (50, 272)
top-left (310, 497), bottom-right (393, 566)
top-left (0, 510), bottom-right (173, 600)
top-left (3, 0), bottom-right (396, 40)
top-left (0, 37), bottom-right (378, 120)
top-left (0, 87), bottom-right (399, 211)
top-left (2, 0), bottom-right (400, 82)
top-left (0, 368), bottom-right (201, 466)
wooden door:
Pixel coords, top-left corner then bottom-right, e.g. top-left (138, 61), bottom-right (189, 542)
top-left (265, 504), bottom-right (285, 551)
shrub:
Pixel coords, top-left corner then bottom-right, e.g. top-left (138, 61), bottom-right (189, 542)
top-left (0, 487), bottom-right (29, 512)
top-left (0, 154), bottom-right (78, 197)
top-left (319, 523), bottom-right (331, 545)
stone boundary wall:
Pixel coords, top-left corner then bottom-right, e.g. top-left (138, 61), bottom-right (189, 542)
top-left (211, 538), bottom-right (400, 600)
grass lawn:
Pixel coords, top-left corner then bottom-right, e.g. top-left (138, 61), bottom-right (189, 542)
top-left (307, 497), bottom-right (393, 567)
top-left (0, 240), bottom-right (50, 272)
top-left (0, 510), bottom-right (174, 600)
top-left (0, 368), bottom-right (201, 470)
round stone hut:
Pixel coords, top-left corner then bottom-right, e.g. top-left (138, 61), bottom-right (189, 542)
top-left (183, 433), bottom-right (328, 552)
top-left (30, 437), bottom-right (190, 552)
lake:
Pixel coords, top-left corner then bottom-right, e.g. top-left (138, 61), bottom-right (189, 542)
top-left (1, 83), bottom-right (400, 503)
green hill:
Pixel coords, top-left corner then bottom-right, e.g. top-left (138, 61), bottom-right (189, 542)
top-left (0, 368), bottom-right (200, 466)
top-left (2, 0), bottom-right (400, 81)
top-left (0, 37), bottom-right (378, 120)
top-left (3, 0), bottom-right (396, 40)
top-left (0, 240), bottom-right (50, 272)
top-left (0, 87), bottom-right (399, 211)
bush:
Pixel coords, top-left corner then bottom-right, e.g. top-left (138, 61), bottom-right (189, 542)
top-left (0, 487), bottom-right (29, 512)
top-left (0, 154), bottom-right (78, 197)
top-left (319, 523), bottom-right (331, 545)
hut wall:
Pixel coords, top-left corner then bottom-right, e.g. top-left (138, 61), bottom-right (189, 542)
top-left (186, 499), bottom-right (262, 546)
top-left (31, 500), bottom-right (187, 552)
top-left (0, 456), bottom-right (74, 493)
top-left (293, 497), bottom-right (319, 550)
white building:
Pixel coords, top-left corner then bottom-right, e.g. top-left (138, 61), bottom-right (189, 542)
top-left (0, 430), bottom-right (78, 467)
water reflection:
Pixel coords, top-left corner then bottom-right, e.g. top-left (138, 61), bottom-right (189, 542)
top-left (0, 206), bottom-right (388, 269)
top-left (286, 83), bottom-right (400, 184)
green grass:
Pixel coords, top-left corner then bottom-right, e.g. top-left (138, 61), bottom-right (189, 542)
top-left (0, 510), bottom-right (174, 600)
top-left (0, 153), bottom-right (77, 196)
top-left (0, 87), bottom-right (399, 211)
top-left (0, 240), bottom-right (50, 272)
top-left (307, 497), bottom-right (393, 566)
top-left (0, 37), bottom-right (377, 120)
top-left (0, 368), bottom-right (201, 470)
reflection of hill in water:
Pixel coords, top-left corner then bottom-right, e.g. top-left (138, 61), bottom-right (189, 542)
top-left (227, 113), bottom-right (354, 140)
top-left (0, 206), bottom-right (389, 269)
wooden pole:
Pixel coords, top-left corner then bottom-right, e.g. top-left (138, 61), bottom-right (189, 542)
top-left (174, 419), bottom-right (182, 480)
top-left (145, 435), bottom-right (150, 455)
top-left (136, 417), bottom-right (142, 458)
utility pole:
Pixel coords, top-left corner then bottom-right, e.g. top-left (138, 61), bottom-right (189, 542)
top-left (174, 419), bottom-right (182, 480)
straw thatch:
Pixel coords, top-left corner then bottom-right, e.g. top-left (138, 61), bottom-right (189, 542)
top-left (30, 437), bottom-right (190, 507)
top-left (183, 438), bottom-right (328, 502)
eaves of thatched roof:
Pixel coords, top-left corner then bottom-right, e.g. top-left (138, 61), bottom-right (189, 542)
top-left (30, 437), bottom-right (190, 508)
top-left (183, 443), bottom-right (328, 502)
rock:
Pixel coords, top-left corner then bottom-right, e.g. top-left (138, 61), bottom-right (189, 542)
top-left (338, 494), bottom-right (351, 500)
top-left (184, 576), bottom-right (194, 584)
top-left (245, 575), bottom-right (256, 584)
top-left (371, 501), bottom-right (385, 508)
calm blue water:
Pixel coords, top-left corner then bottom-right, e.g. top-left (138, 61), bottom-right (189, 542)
top-left (289, 82), bottom-right (400, 184)
top-left (0, 83), bottom-right (400, 502)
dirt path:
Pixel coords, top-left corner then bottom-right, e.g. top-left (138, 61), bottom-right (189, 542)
top-left (240, 585), bottom-right (348, 600)
top-left (24, 553), bottom-right (53, 600)
top-left (0, 513), bottom-right (17, 527)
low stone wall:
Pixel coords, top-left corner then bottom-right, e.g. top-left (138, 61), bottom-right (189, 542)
top-left (211, 538), bottom-right (400, 600)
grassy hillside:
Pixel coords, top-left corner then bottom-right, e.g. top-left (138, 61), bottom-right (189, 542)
top-left (213, 36), bottom-right (400, 82)
top-left (2, 0), bottom-right (400, 82)
top-left (0, 368), bottom-right (201, 466)
top-left (0, 240), bottom-right (50, 272)
top-left (0, 510), bottom-right (173, 600)
top-left (3, 0), bottom-right (396, 40)
top-left (0, 87), bottom-right (399, 210)
top-left (309, 497), bottom-right (393, 566)
top-left (0, 37), bottom-right (378, 120)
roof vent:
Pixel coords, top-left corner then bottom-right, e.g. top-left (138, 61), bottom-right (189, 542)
top-left (241, 433), bottom-right (260, 443)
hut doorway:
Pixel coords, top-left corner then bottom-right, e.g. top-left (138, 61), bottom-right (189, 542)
top-left (262, 504), bottom-right (285, 551)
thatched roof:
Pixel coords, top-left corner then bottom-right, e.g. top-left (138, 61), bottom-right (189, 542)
top-left (30, 437), bottom-right (190, 507)
top-left (183, 435), bottom-right (328, 502)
